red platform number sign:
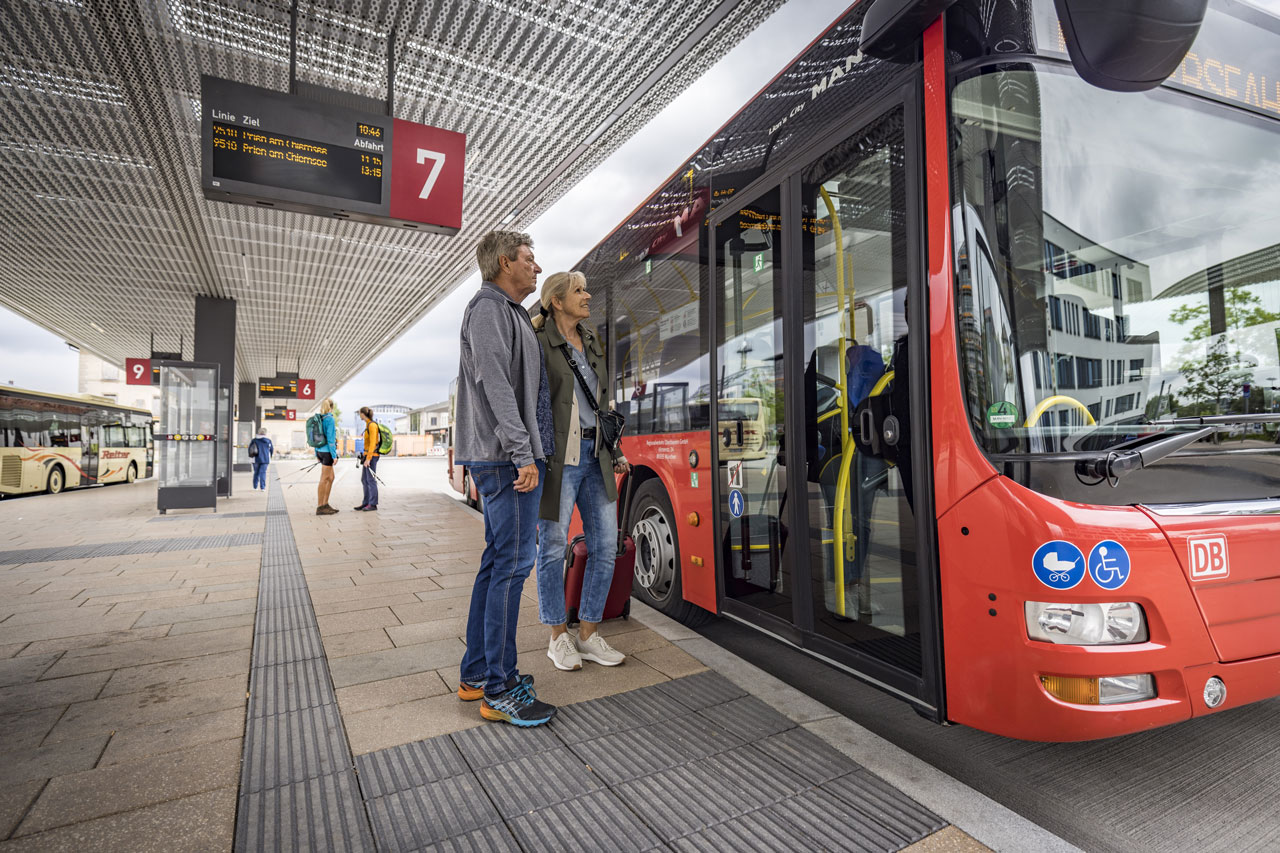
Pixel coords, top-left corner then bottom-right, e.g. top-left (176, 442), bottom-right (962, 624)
top-left (390, 120), bottom-right (466, 232)
top-left (297, 379), bottom-right (315, 401)
top-left (126, 358), bottom-right (151, 386)
top-left (286, 410), bottom-right (297, 421)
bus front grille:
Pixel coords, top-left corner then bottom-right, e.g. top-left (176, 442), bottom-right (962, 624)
top-left (1, 456), bottom-right (22, 488)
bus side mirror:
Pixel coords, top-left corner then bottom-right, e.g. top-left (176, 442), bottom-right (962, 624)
top-left (860, 0), bottom-right (960, 59)
top-left (1053, 0), bottom-right (1208, 92)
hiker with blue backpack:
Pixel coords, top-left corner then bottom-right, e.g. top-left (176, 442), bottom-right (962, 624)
top-left (248, 427), bottom-right (273, 490)
top-left (306, 398), bottom-right (339, 515)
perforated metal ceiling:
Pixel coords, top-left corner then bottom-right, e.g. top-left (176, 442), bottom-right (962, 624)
top-left (0, 0), bottom-right (783, 398)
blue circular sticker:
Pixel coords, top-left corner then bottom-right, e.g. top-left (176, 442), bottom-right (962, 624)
top-left (1088, 540), bottom-right (1131, 590)
top-left (728, 489), bottom-right (744, 518)
top-left (1032, 540), bottom-right (1086, 590)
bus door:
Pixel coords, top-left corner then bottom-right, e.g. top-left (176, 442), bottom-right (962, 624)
top-left (797, 93), bottom-right (941, 714)
top-left (712, 185), bottom-right (800, 634)
top-left (82, 422), bottom-right (100, 484)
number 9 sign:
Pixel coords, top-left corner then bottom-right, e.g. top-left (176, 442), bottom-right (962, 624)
top-left (126, 358), bottom-right (152, 386)
top-left (298, 379), bottom-right (315, 400)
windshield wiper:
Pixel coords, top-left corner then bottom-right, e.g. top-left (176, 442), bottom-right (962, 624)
top-left (1153, 413), bottom-right (1280, 426)
top-left (1076, 426), bottom-right (1219, 486)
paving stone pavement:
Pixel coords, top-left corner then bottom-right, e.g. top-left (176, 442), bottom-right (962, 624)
top-left (0, 458), bottom-right (995, 852)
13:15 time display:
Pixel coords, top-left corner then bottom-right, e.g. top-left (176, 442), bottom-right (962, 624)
top-left (360, 153), bottom-right (382, 177)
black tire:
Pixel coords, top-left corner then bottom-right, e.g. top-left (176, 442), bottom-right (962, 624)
top-left (126, 462), bottom-right (138, 483)
top-left (46, 465), bottom-right (65, 495)
top-left (463, 470), bottom-right (481, 510)
top-left (629, 478), bottom-right (712, 627)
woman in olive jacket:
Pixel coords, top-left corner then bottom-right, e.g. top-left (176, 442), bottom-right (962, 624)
top-left (533, 271), bottom-right (630, 672)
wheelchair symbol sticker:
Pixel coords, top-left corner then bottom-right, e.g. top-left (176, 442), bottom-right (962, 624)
top-left (1032, 540), bottom-right (1085, 590)
top-left (728, 489), bottom-right (744, 518)
top-left (1088, 540), bottom-right (1131, 590)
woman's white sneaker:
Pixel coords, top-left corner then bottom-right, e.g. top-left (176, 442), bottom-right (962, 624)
top-left (548, 632), bottom-right (582, 671)
top-left (575, 631), bottom-right (625, 666)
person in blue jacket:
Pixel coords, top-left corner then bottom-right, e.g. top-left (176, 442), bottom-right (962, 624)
top-left (315, 398), bottom-right (339, 515)
top-left (249, 427), bottom-right (273, 490)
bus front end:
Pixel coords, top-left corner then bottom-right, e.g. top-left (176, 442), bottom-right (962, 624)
top-left (937, 0), bottom-right (1280, 740)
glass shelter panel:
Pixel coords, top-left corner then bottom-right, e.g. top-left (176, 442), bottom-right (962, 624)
top-left (157, 366), bottom-right (218, 490)
top-left (801, 107), bottom-right (922, 672)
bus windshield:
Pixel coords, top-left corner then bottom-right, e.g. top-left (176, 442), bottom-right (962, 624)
top-left (950, 62), bottom-right (1280, 473)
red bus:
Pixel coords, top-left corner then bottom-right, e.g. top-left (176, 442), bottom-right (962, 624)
top-left (568, 0), bottom-right (1280, 740)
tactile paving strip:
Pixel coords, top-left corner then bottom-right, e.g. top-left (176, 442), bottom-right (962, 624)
top-left (0, 533), bottom-right (262, 564)
top-left (234, 473), bottom-right (374, 852)
top-left (148, 510), bottom-right (276, 522)
top-left (354, 668), bottom-right (949, 851)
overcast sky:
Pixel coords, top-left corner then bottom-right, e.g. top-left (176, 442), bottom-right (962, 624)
top-left (0, 0), bottom-right (850, 430)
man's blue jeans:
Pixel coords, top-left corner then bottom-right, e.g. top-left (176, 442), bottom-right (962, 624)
top-left (361, 456), bottom-right (379, 507)
top-left (252, 461), bottom-right (268, 490)
top-left (536, 439), bottom-right (617, 625)
top-left (459, 460), bottom-right (544, 696)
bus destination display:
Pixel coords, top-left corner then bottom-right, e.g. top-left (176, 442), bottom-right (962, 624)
top-left (201, 75), bottom-right (466, 234)
top-left (211, 122), bottom-right (382, 204)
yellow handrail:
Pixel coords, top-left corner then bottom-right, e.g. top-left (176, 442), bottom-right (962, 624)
top-left (1023, 394), bottom-right (1096, 427)
top-left (820, 186), bottom-right (856, 617)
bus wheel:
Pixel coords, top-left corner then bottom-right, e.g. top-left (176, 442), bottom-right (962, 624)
top-left (126, 463), bottom-right (137, 483)
top-left (463, 471), bottom-right (481, 510)
top-left (46, 466), bottom-right (65, 495)
top-left (630, 479), bottom-right (711, 627)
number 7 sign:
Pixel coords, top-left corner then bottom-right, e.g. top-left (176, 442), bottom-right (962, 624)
top-left (390, 119), bottom-right (466, 233)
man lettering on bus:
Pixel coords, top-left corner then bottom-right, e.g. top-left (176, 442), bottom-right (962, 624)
top-left (453, 230), bottom-right (558, 727)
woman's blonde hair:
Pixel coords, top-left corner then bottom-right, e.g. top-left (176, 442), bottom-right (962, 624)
top-left (320, 398), bottom-right (335, 415)
top-left (532, 270), bottom-right (586, 330)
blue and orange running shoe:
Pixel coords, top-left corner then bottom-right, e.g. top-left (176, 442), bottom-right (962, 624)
top-left (459, 673), bottom-right (535, 702)
top-left (480, 680), bottom-right (556, 727)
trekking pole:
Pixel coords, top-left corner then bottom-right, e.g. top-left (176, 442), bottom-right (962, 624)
top-left (282, 462), bottom-right (319, 487)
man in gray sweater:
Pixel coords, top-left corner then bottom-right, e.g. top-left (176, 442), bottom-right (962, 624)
top-left (454, 230), bottom-right (558, 727)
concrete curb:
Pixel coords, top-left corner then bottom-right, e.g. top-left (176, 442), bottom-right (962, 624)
top-left (629, 602), bottom-right (1083, 853)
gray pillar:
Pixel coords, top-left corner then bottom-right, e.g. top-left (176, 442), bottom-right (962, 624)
top-left (195, 296), bottom-right (236, 495)
top-left (234, 381), bottom-right (257, 472)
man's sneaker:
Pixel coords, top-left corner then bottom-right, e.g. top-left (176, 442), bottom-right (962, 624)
top-left (459, 673), bottom-right (535, 702)
top-left (480, 683), bottom-right (556, 727)
top-left (548, 632), bottom-right (582, 671)
top-left (575, 631), bottom-right (625, 666)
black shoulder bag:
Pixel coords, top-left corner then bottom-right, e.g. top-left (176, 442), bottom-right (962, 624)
top-left (559, 343), bottom-right (626, 457)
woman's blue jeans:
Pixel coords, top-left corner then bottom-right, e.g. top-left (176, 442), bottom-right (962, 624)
top-left (536, 439), bottom-right (618, 625)
top-left (459, 460), bottom-right (544, 696)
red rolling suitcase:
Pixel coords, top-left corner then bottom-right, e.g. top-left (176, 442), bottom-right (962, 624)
top-left (564, 475), bottom-right (635, 625)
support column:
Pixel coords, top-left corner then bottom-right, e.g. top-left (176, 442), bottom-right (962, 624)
top-left (235, 381), bottom-right (257, 472)
top-left (194, 296), bottom-right (237, 497)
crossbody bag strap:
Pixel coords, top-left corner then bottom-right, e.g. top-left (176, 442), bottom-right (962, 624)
top-left (558, 343), bottom-right (603, 415)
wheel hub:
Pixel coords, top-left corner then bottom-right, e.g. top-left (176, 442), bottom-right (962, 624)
top-left (632, 507), bottom-right (675, 598)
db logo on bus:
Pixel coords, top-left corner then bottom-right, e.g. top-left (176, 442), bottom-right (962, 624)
top-left (1187, 535), bottom-right (1229, 580)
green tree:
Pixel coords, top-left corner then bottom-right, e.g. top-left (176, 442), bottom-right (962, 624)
top-left (1178, 338), bottom-right (1253, 416)
top-left (1168, 287), bottom-right (1280, 342)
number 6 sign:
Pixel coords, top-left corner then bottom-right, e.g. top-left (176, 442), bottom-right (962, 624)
top-left (390, 119), bottom-right (466, 232)
top-left (126, 358), bottom-right (152, 386)
top-left (298, 379), bottom-right (315, 400)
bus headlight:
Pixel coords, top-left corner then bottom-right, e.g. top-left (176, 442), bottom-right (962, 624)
top-left (1025, 601), bottom-right (1148, 645)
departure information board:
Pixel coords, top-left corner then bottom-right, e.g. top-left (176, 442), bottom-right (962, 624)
top-left (201, 76), bottom-right (466, 234)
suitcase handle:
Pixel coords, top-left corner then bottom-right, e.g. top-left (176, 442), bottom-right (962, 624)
top-left (616, 471), bottom-right (637, 557)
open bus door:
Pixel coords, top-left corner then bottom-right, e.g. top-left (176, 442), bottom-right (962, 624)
top-left (709, 84), bottom-right (944, 719)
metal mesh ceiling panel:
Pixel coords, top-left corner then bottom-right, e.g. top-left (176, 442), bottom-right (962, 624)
top-left (0, 0), bottom-right (783, 398)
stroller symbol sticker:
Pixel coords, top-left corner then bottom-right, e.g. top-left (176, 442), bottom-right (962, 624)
top-left (1088, 540), bottom-right (1131, 590)
top-left (1032, 541), bottom-right (1085, 590)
